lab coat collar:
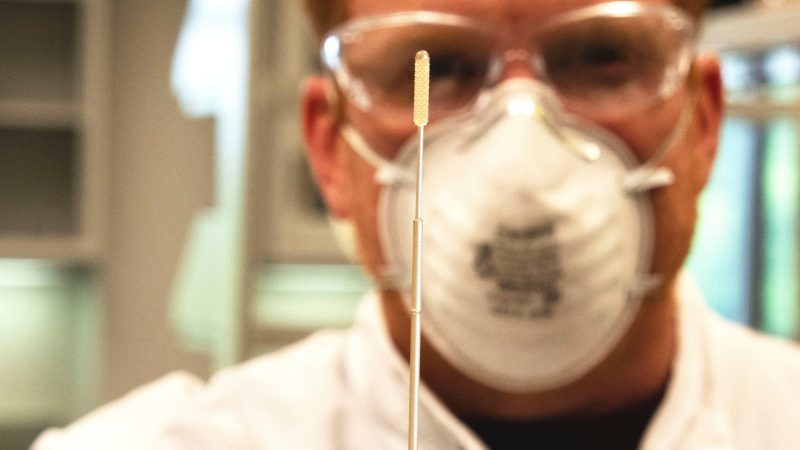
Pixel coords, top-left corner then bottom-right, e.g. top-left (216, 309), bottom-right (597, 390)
top-left (345, 294), bottom-right (488, 449)
top-left (345, 272), bottom-right (735, 450)
top-left (640, 272), bottom-right (735, 449)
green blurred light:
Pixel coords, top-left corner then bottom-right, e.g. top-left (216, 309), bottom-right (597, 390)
top-left (0, 260), bottom-right (74, 422)
top-left (761, 119), bottom-right (800, 339)
top-left (254, 264), bottom-right (371, 330)
top-left (687, 118), bottom-right (757, 324)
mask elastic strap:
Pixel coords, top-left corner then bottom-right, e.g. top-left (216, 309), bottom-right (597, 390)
top-left (340, 124), bottom-right (415, 291)
top-left (623, 99), bottom-right (695, 193)
top-left (376, 264), bottom-right (410, 291)
top-left (624, 99), bottom-right (696, 298)
top-left (326, 214), bottom-right (359, 263)
top-left (630, 273), bottom-right (663, 299)
top-left (340, 124), bottom-right (415, 186)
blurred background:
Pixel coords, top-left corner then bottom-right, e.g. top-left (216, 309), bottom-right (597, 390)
top-left (0, 0), bottom-right (798, 448)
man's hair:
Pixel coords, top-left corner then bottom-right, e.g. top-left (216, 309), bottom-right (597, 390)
top-left (302, 0), bottom-right (708, 41)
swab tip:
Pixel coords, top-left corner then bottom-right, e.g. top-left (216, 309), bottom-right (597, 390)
top-left (413, 50), bottom-right (430, 126)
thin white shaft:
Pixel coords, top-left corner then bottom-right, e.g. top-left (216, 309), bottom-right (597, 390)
top-left (414, 127), bottom-right (424, 218)
top-left (408, 125), bottom-right (424, 450)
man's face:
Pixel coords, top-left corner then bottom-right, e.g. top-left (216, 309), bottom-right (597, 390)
top-left (305, 0), bottom-right (722, 298)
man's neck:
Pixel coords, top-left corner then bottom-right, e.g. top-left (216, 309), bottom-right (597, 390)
top-left (381, 281), bottom-right (679, 420)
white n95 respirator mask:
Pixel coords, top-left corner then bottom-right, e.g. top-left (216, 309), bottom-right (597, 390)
top-left (342, 79), bottom-right (679, 393)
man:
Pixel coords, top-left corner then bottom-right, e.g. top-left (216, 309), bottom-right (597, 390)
top-left (35, 1), bottom-right (800, 449)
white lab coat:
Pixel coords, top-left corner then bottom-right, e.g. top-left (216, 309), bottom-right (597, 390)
top-left (33, 274), bottom-right (800, 449)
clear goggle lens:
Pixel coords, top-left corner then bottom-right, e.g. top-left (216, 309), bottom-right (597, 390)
top-left (321, 2), bottom-right (696, 122)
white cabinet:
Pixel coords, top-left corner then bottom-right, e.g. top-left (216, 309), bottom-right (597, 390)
top-left (248, 0), bottom-right (345, 264)
top-left (244, 0), bottom-right (370, 358)
top-left (0, 0), bottom-right (108, 261)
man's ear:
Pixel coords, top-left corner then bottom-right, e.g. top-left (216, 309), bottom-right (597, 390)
top-left (691, 53), bottom-right (724, 187)
top-left (301, 76), bottom-right (349, 218)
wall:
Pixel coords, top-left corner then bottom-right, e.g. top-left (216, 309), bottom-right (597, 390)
top-left (103, 0), bottom-right (212, 401)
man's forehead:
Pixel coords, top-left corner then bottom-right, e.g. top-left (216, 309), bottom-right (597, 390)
top-left (347, 0), bottom-right (671, 24)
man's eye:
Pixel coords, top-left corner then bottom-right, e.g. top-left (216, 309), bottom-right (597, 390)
top-left (551, 37), bottom-right (637, 71)
top-left (580, 44), bottom-right (630, 67)
top-left (427, 54), bottom-right (487, 107)
top-left (429, 55), bottom-right (484, 83)
top-left (544, 36), bottom-right (653, 90)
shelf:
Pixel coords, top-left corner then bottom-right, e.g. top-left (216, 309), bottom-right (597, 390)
top-left (0, 1), bottom-right (79, 104)
top-left (703, 4), bottom-right (800, 52)
top-left (0, 100), bottom-right (80, 129)
top-left (0, 237), bottom-right (98, 262)
top-left (0, 0), bottom-right (107, 262)
top-left (0, 128), bottom-right (78, 238)
top-left (726, 100), bottom-right (800, 119)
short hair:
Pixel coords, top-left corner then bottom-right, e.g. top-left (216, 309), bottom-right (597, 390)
top-left (302, 0), bottom-right (349, 43)
top-left (301, 0), bottom-right (708, 42)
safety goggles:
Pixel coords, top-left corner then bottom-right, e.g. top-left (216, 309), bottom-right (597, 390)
top-left (321, 2), bottom-right (697, 123)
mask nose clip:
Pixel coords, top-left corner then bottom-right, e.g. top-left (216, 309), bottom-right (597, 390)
top-left (554, 129), bottom-right (603, 162)
top-left (506, 96), bottom-right (539, 118)
top-left (492, 81), bottom-right (603, 163)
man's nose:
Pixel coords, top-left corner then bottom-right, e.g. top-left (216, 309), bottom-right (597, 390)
top-left (496, 49), bottom-right (538, 81)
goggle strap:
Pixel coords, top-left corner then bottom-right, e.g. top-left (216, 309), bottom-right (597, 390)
top-left (623, 167), bottom-right (675, 193)
top-left (341, 124), bottom-right (416, 186)
top-left (377, 265), bottom-right (410, 290)
top-left (623, 96), bottom-right (695, 193)
top-left (629, 273), bottom-right (663, 299)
